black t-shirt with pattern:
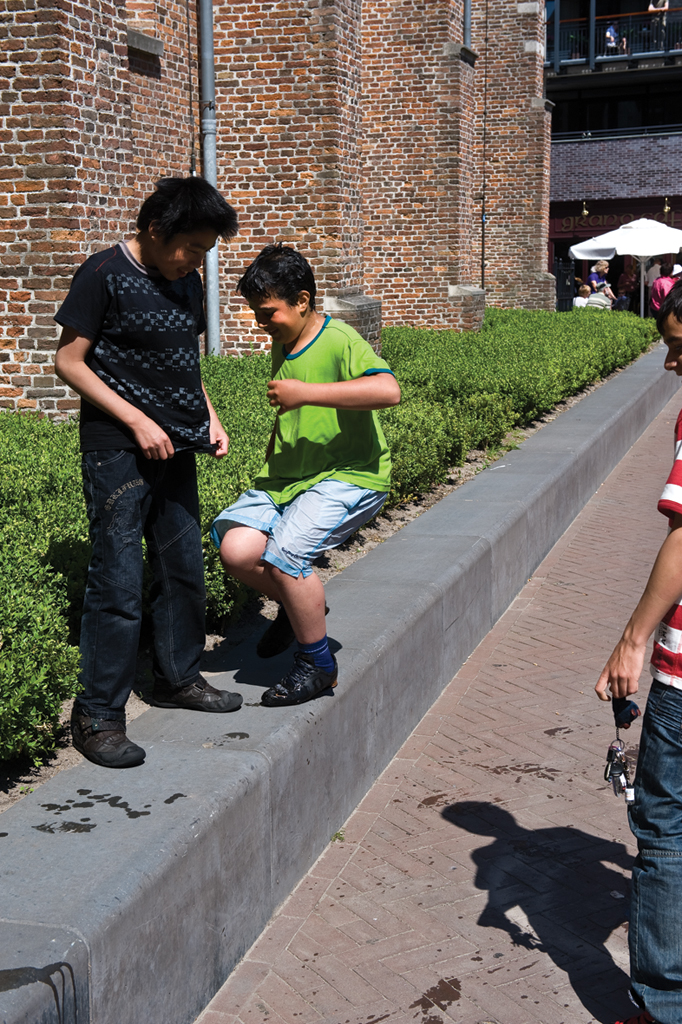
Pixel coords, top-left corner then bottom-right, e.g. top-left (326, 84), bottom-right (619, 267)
top-left (55, 243), bottom-right (214, 453)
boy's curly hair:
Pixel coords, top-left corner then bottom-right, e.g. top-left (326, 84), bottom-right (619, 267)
top-left (237, 243), bottom-right (317, 310)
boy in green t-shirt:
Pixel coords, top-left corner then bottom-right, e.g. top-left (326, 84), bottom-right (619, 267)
top-left (212, 244), bottom-right (401, 706)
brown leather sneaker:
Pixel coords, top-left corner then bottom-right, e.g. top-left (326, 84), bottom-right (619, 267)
top-left (71, 708), bottom-right (146, 769)
top-left (151, 675), bottom-right (242, 713)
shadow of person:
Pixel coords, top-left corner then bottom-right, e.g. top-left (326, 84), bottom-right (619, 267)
top-left (442, 801), bottom-right (635, 1022)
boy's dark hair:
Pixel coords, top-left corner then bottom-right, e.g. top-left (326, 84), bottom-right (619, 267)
top-left (661, 262), bottom-right (674, 277)
top-left (656, 278), bottom-right (682, 333)
top-left (236, 243), bottom-right (316, 310)
top-left (137, 177), bottom-right (238, 241)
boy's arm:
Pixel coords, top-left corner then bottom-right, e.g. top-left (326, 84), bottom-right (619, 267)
top-left (201, 384), bottom-right (229, 458)
top-left (266, 373), bottom-right (401, 415)
top-left (55, 326), bottom-right (175, 460)
top-left (596, 512), bottom-right (682, 700)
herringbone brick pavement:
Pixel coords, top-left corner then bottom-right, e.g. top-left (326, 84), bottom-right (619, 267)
top-left (196, 395), bottom-right (681, 1024)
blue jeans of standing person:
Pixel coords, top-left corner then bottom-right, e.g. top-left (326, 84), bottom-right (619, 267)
top-left (75, 449), bottom-right (206, 723)
top-left (629, 679), bottom-right (682, 1024)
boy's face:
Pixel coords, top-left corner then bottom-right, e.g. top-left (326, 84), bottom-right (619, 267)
top-left (147, 226), bottom-right (219, 280)
top-left (662, 313), bottom-right (682, 374)
top-left (248, 291), bottom-right (312, 346)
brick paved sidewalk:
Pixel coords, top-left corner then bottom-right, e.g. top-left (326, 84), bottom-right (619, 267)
top-left (197, 394), bottom-right (681, 1024)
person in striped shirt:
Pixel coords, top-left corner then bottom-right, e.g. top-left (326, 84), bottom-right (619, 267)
top-left (596, 277), bottom-right (682, 1024)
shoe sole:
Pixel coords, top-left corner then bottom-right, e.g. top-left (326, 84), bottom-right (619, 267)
top-left (73, 744), bottom-right (146, 769)
top-left (261, 679), bottom-right (337, 708)
top-left (150, 695), bottom-right (243, 713)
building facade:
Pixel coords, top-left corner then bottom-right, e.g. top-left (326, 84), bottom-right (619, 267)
top-left (546, 1), bottom-right (682, 281)
top-left (1, 0), bottom-right (555, 415)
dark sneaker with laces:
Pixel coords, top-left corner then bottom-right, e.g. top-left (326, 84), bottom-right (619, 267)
top-left (257, 604), bottom-right (330, 659)
top-left (261, 651), bottom-right (338, 707)
top-left (151, 675), bottom-right (242, 713)
top-left (71, 707), bottom-right (146, 769)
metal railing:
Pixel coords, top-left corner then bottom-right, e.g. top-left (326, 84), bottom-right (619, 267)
top-left (546, 8), bottom-right (682, 64)
top-left (552, 121), bottom-right (682, 141)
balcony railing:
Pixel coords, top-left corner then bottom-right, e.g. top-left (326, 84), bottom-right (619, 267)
top-left (546, 8), bottom-right (682, 65)
top-left (552, 121), bottom-right (682, 141)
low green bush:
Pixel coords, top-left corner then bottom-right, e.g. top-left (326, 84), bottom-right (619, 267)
top-left (0, 308), bottom-right (659, 761)
top-left (382, 309), bottom-right (658, 427)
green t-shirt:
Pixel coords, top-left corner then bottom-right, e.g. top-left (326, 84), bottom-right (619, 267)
top-left (253, 317), bottom-right (394, 504)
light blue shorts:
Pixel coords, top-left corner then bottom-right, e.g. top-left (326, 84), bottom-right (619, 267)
top-left (211, 478), bottom-right (388, 578)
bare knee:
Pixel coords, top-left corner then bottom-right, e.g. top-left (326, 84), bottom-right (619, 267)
top-left (219, 527), bottom-right (268, 572)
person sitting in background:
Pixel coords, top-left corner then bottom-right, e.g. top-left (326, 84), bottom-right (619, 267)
top-left (588, 260), bottom-right (616, 301)
top-left (586, 281), bottom-right (612, 309)
top-left (650, 262), bottom-right (677, 316)
top-left (573, 284), bottom-right (591, 308)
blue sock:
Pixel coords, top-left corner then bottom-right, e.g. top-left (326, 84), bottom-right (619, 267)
top-left (298, 636), bottom-right (335, 673)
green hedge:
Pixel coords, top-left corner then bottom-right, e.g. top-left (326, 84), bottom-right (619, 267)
top-left (0, 309), bottom-right (659, 762)
top-left (380, 308), bottom-right (658, 500)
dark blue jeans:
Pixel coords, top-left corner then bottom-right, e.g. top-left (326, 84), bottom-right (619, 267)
top-left (629, 680), bottom-right (682, 1024)
top-left (76, 449), bottom-right (206, 723)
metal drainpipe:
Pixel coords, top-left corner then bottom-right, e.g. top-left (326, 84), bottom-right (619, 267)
top-left (588, 0), bottom-right (596, 70)
top-left (199, 0), bottom-right (220, 355)
top-left (464, 0), bottom-right (471, 48)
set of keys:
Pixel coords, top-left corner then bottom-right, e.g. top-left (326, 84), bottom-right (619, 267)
top-left (603, 696), bottom-right (640, 804)
top-left (604, 738), bottom-right (635, 803)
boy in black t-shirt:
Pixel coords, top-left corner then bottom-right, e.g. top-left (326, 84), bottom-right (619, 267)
top-left (55, 177), bottom-right (242, 769)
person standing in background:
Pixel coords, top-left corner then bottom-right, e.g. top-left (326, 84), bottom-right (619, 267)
top-left (650, 262), bottom-right (677, 316)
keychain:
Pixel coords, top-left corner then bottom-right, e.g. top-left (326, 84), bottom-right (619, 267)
top-left (603, 697), bottom-right (640, 804)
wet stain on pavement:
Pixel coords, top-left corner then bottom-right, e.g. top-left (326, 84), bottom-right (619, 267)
top-left (164, 793), bottom-right (187, 804)
top-left (33, 821), bottom-right (97, 834)
top-left (35, 789), bottom-right (151, 832)
top-left (545, 726), bottom-right (572, 736)
top-left (472, 762), bottom-right (561, 781)
top-left (409, 977), bottom-right (461, 1023)
top-left (418, 792), bottom-right (450, 809)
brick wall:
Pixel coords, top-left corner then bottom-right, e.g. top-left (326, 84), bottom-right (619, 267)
top-left (0, 0), bottom-right (201, 414)
top-left (360, 0), bottom-right (484, 331)
top-left (470, 0), bottom-right (555, 310)
top-left (551, 133), bottom-right (682, 203)
top-left (212, 0), bottom-right (383, 354)
top-left (0, 0), bottom-right (135, 414)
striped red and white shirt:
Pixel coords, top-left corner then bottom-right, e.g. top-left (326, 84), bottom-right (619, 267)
top-left (651, 407), bottom-right (682, 688)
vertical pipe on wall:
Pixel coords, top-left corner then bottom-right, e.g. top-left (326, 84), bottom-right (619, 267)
top-left (588, 0), bottom-right (596, 69)
top-left (464, 0), bottom-right (471, 48)
top-left (199, 0), bottom-right (220, 355)
top-left (553, 0), bottom-right (560, 73)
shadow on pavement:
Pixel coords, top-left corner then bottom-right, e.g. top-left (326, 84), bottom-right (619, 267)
top-left (442, 801), bottom-right (635, 1023)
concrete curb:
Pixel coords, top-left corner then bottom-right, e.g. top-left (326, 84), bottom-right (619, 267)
top-left (1, 344), bottom-right (679, 1024)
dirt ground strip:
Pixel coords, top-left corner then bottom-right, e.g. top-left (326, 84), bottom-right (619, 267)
top-left (0, 364), bottom-right (640, 814)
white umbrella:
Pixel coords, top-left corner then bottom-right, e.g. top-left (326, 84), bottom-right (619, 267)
top-left (569, 219), bottom-right (682, 317)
